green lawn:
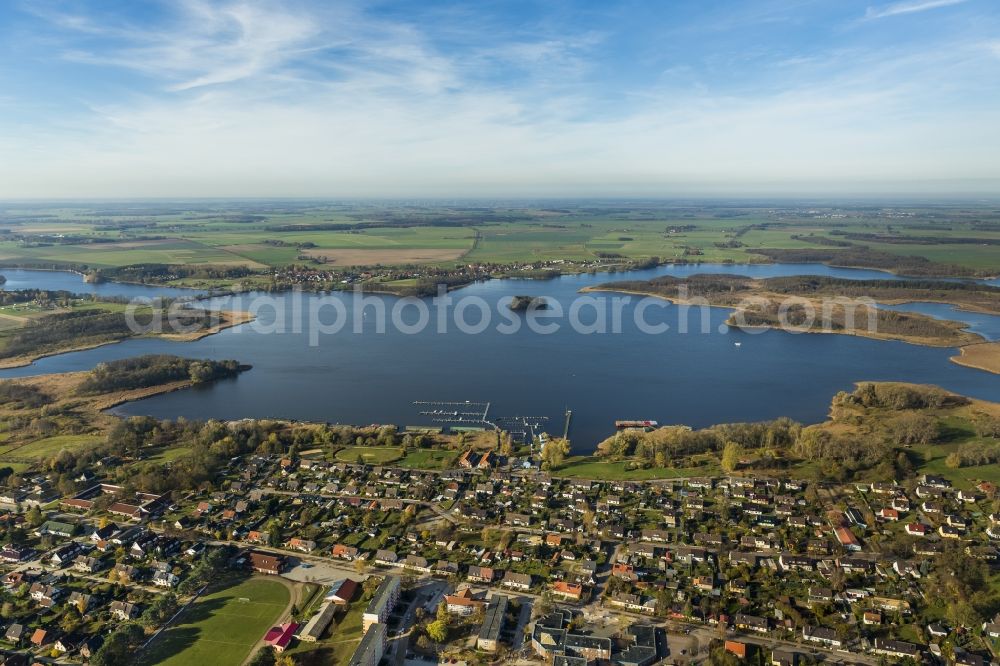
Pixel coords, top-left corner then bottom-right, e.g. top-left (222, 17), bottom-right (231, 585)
top-left (140, 577), bottom-right (290, 666)
top-left (0, 434), bottom-right (103, 461)
top-left (397, 448), bottom-right (459, 469)
top-left (334, 446), bottom-right (404, 464)
top-left (554, 455), bottom-right (721, 480)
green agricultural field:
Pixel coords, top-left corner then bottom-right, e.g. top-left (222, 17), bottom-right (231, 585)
top-left (140, 577), bottom-right (290, 666)
top-left (2, 203), bottom-right (997, 274)
top-left (334, 446), bottom-right (404, 464)
top-left (0, 238), bottom-right (260, 268)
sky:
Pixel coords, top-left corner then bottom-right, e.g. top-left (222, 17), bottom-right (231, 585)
top-left (0, 0), bottom-right (998, 198)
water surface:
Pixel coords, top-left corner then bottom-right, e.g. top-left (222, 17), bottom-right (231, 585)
top-left (1, 264), bottom-right (997, 452)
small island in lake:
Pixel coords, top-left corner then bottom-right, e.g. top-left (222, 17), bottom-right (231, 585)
top-left (508, 295), bottom-right (550, 311)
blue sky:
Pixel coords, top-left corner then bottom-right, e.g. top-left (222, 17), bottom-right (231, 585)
top-left (0, 0), bottom-right (998, 197)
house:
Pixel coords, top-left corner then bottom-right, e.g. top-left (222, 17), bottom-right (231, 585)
top-left (287, 538), bottom-right (316, 553)
top-left (551, 581), bottom-right (583, 601)
top-left (37, 520), bottom-right (76, 537)
top-left (325, 578), bottom-right (359, 605)
top-left (248, 551), bottom-right (284, 575)
top-left (31, 627), bottom-right (50, 647)
top-left (74, 555), bottom-right (104, 574)
top-left (0, 545), bottom-right (31, 563)
top-left (110, 600), bottom-right (140, 621)
top-left (402, 554), bottom-right (430, 573)
top-left (5, 623), bottom-right (24, 644)
top-left (67, 591), bottom-right (93, 613)
top-left (734, 614), bottom-right (769, 633)
top-left (725, 640), bottom-right (748, 659)
top-left (332, 544), bottom-right (360, 560)
top-left (771, 649), bottom-right (797, 666)
top-left (501, 571), bottom-right (532, 591)
top-left (467, 565), bottom-right (496, 583)
top-left (834, 526), bottom-right (861, 551)
top-left (264, 622), bottom-right (299, 652)
top-left (444, 587), bottom-right (487, 615)
top-left (906, 522), bottom-right (929, 537)
top-left (802, 626), bottom-right (842, 648)
top-left (374, 550), bottom-right (398, 566)
top-left (152, 570), bottom-right (179, 588)
top-left (873, 637), bottom-right (922, 659)
top-left (29, 583), bottom-right (62, 607)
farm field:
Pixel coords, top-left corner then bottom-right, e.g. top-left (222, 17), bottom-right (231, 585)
top-left (1, 203), bottom-right (998, 275)
top-left (139, 577), bottom-right (290, 666)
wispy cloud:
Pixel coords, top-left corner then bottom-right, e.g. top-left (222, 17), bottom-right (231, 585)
top-left (865, 0), bottom-right (967, 20)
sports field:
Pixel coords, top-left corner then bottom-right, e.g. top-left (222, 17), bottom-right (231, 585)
top-left (140, 577), bottom-right (290, 666)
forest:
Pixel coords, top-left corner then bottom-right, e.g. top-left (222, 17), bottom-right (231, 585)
top-left (77, 355), bottom-right (245, 395)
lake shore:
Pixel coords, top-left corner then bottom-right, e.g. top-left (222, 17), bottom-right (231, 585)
top-left (0, 309), bottom-right (254, 370)
top-left (580, 285), bottom-right (987, 347)
top-left (950, 342), bottom-right (1000, 375)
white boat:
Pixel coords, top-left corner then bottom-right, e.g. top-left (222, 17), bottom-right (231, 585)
top-left (734, 342), bottom-right (742, 347)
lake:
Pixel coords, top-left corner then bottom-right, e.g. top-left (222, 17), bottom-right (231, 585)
top-left (2, 264), bottom-right (998, 452)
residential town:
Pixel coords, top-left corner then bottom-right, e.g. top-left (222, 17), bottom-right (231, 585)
top-left (0, 446), bottom-right (999, 666)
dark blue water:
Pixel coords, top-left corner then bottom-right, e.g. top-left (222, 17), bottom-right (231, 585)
top-left (1, 264), bottom-right (997, 452)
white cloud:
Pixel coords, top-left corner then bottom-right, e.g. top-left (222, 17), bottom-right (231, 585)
top-left (2, 0), bottom-right (999, 197)
top-left (865, 0), bottom-right (967, 20)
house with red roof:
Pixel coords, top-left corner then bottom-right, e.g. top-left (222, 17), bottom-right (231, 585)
top-left (264, 622), bottom-right (299, 652)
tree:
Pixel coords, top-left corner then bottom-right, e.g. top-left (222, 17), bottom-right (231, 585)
top-left (436, 601), bottom-right (449, 623)
top-left (540, 437), bottom-right (570, 470)
top-left (426, 619), bottom-right (448, 643)
top-left (721, 441), bottom-right (742, 473)
top-left (24, 505), bottom-right (43, 528)
top-left (499, 431), bottom-right (513, 457)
